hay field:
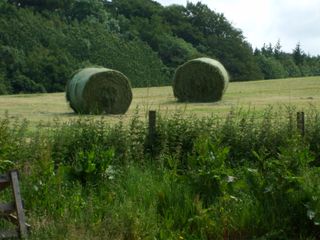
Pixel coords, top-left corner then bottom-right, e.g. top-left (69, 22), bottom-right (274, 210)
top-left (0, 76), bottom-right (319, 125)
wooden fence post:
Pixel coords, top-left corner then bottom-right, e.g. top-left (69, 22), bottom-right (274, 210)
top-left (148, 110), bottom-right (157, 154)
top-left (0, 170), bottom-right (29, 239)
top-left (297, 112), bottom-right (305, 136)
top-left (10, 171), bottom-right (27, 239)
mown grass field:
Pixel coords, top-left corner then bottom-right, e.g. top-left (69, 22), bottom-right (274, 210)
top-left (0, 76), bottom-right (319, 125)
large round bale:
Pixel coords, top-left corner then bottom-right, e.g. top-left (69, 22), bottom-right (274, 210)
top-left (66, 67), bottom-right (132, 114)
top-left (173, 57), bottom-right (229, 102)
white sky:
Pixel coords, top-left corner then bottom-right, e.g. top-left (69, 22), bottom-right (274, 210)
top-left (156, 0), bottom-right (320, 56)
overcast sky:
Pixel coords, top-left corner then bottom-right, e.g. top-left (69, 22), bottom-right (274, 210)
top-left (156, 0), bottom-right (320, 56)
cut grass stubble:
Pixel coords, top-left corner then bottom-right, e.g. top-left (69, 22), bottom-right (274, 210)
top-left (0, 76), bottom-right (319, 125)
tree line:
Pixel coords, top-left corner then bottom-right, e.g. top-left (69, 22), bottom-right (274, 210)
top-left (0, 0), bottom-right (319, 94)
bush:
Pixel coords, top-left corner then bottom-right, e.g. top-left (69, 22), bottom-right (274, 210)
top-left (11, 73), bottom-right (45, 93)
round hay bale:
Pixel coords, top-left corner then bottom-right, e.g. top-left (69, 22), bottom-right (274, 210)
top-left (173, 57), bottom-right (229, 102)
top-left (66, 67), bottom-right (132, 114)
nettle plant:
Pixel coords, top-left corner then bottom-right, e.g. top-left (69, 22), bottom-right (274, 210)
top-left (186, 135), bottom-right (233, 206)
top-left (70, 146), bottom-right (115, 183)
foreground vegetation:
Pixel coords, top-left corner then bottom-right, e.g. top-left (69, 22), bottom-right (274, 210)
top-left (1, 107), bottom-right (320, 239)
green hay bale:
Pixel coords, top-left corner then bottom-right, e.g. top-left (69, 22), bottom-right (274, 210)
top-left (173, 57), bottom-right (229, 102)
top-left (66, 67), bottom-right (132, 114)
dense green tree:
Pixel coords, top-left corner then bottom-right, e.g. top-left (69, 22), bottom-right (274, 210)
top-left (24, 47), bottom-right (75, 92)
top-left (164, 2), bottom-right (263, 80)
top-left (67, 0), bottom-right (114, 25)
top-left (307, 57), bottom-right (320, 76)
top-left (256, 40), bottom-right (320, 79)
top-left (161, 4), bottom-right (200, 45)
top-left (293, 42), bottom-right (305, 66)
top-left (107, 0), bottom-right (162, 19)
top-left (256, 55), bottom-right (287, 79)
top-left (0, 73), bottom-right (8, 95)
top-left (185, 2), bottom-right (234, 38)
top-left (274, 40), bottom-right (282, 59)
top-left (7, 0), bottom-right (75, 11)
top-left (279, 56), bottom-right (301, 77)
top-left (157, 34), bottom-right (199, 67)
top-left (11, 73), bottom-right (45, 93)
top-left (261, 43), bottom-right (274, 58)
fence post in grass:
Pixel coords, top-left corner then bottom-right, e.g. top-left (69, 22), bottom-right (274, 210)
top-left (148, 110), bottom-right (157, 155)
top-left (297, 112), bottom-right (305, 137)
top-left (0, 170), bottom-right (30, 239)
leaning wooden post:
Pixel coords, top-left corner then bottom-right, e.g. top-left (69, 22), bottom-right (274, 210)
top-left (297, 112), bottom-right (305, 137)
top-left (148, 111), bottom-right (157, 155)
top-left (0, 170), bottom-right (29, 239)
top-left (9, 171), bottom-right (27, 239)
